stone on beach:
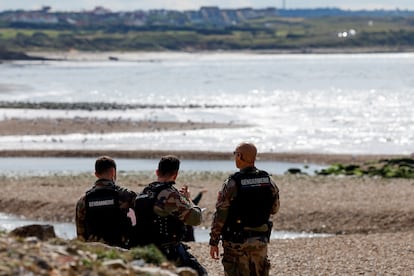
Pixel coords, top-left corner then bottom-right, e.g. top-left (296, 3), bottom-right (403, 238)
top-left (10, 224), bottom-right (56, 241)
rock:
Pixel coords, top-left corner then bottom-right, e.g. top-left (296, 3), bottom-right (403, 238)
top-left (25, 236), bottom-right (41, 244)
top-left (102, 259), bottom-right (127, 269)
top-left (131, 266), bottom-right (177, 275)
top-left (33, 256), bottom-right (51, 270)
top-left (130, 259), bottom-right (146, 267)
top-left (286, 168), bottom-right (303, 174)
top-left (10, 224), bottom-right (56, 241)
top-left (0, 49), bottom-right (49, 60)
top-left (175, 267), bottom-right (198, 276)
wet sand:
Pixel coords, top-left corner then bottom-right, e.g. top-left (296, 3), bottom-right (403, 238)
top-left (0, 117), bottom-right (408, 164)
top-left (0, 118), bottom-right (241, 135)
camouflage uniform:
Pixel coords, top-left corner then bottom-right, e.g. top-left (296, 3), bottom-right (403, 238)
top-left (153, 182), bottom-right (202, 225)
top-left (209, 167), bottom-right (280, 276)
top-left (183, 191), bottom-right (205, 242)
top-left (75, 179), bottom-right (136, 247)
top-left (150, 181), bottom-right (208, 276)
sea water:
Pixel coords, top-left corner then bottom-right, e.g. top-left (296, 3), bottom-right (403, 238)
top-left (1, 52), bottom-right (414, 154)
top-left (0, 157), bottom-right (324, 175)
top-left (0, 212), bottom-right (330, 241)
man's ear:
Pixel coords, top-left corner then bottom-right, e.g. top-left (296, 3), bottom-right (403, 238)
top-left (172, 171), bottom-right (178, 180)
top-left (111, 167), bottom-right (117, 181)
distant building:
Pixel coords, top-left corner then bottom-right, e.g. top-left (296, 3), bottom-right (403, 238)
top-left (90, 6), bottom-right (112, 15)
top-left (185, 10), bottom-right (204, 25)
top-left (10, 11), bottom-right (59, 24)
top-left (200, 6), bottom-right (226, 26)
top-left (123, 11), bottom-right (147, 26)
top-left (2, 6), bottom-right (414, 29)
top-left (41, 6), bottom-right (51, 13)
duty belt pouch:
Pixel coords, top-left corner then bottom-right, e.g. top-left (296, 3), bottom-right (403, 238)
top-left (223, 221), bottom-right (244, 243)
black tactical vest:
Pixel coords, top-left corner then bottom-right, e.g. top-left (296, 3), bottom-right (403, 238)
top-left (223, 168), bottom-right (275, 241)
top-left (132, 182), bottom-right (185, 247)
top-left (85, 183), bottom-right (129, 247)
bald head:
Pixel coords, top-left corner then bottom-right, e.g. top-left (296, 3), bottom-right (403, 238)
top-left (235, 142), bottom-right (257, 164)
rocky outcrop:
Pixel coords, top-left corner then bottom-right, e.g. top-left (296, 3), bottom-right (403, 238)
top-left (10, 224), bottom-right (56, 241)
top-left (1, 227), bottom-right (197, 276)
top-left (0, 49), bottom-right (48, 60)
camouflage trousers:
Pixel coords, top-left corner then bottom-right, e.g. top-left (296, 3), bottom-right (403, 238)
top-left (159, 242), bottom-right (208, 276)
top-left (222, 236), bottom-right (270, 276)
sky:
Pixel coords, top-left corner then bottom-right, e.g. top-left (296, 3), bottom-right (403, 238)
top-left (1, 0), bottom-right (414, 12)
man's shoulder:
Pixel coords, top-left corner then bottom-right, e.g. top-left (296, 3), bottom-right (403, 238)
top-left (115, 185), bottom-right (136, 195)
top-left (230, 168), bottom-right (272, 182)
top-left (157, 185), bottom-right (179, 199)
top-left (97, 181), bottom-right (135, 197)
top-left (228, 170), bottom-right (241, 179)
top-left (143, 181), bottom-right (173, 196)
top-left (76, 195), bottom-right (86, 211)
top-left (157, 185), bottom-right (193, 209)
top-left (88, 181), bottom-right (137, 203)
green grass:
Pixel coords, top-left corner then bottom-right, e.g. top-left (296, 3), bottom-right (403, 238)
top-left (1, 15), bottom-right (414, 52)
top-left (316, 158), bottom-right (414, 178)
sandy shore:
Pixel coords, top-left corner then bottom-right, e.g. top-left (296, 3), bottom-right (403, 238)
top-left (1, 117), bottom-right (413, 274)
top-left (0, 172), bottom-right (413, 274)
top-left (0, 118), bottom-right (241, 135)
top-left (190, 231), bottom-right (414, 275)
top-left (24, 48), bottom-right (414, 62)
top-left (1, 173), bottom-right (413, 234)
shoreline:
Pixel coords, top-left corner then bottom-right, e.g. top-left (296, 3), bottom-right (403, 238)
top-left (0, 149), bottom-right (408, 164)
top-left (19, 48), bottom-right (414, 62)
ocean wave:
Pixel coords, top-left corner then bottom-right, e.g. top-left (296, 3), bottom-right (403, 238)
top-left (0, 101), bottom-right (251, 110)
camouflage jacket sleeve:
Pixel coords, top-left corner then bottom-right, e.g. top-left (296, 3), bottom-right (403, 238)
top-left (114, 185), bottom-right (137, 210)
top-left (270, 177), bottom-right (280, 215)
top-left (75, 195), bottom-right (87, 241)
top-left (154, 186), bottom-right (202, 226)
top-left (209, 177), bottom-right (237, 246)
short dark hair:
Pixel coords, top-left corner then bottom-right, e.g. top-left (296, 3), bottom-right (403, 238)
top-left (95, 156), bottom-right (116, 175)
top-left (158, 155), bottom-right (180, 177)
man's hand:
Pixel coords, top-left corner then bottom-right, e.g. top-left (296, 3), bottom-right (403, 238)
top-left (180, 185), bottom-right (191, 200)
top-left (210, 245), bottom-right (220, 260)
top-left (127, 208), bottom-right (136, 226)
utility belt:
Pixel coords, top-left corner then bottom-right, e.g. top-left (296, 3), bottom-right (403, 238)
top-left (243, 230), bottom-right (267, 239)
top-left (223, 221), bottom-right (273, 243)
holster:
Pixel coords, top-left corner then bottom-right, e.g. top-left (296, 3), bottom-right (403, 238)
top-left (265, 221), bottom-right (273, 241)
